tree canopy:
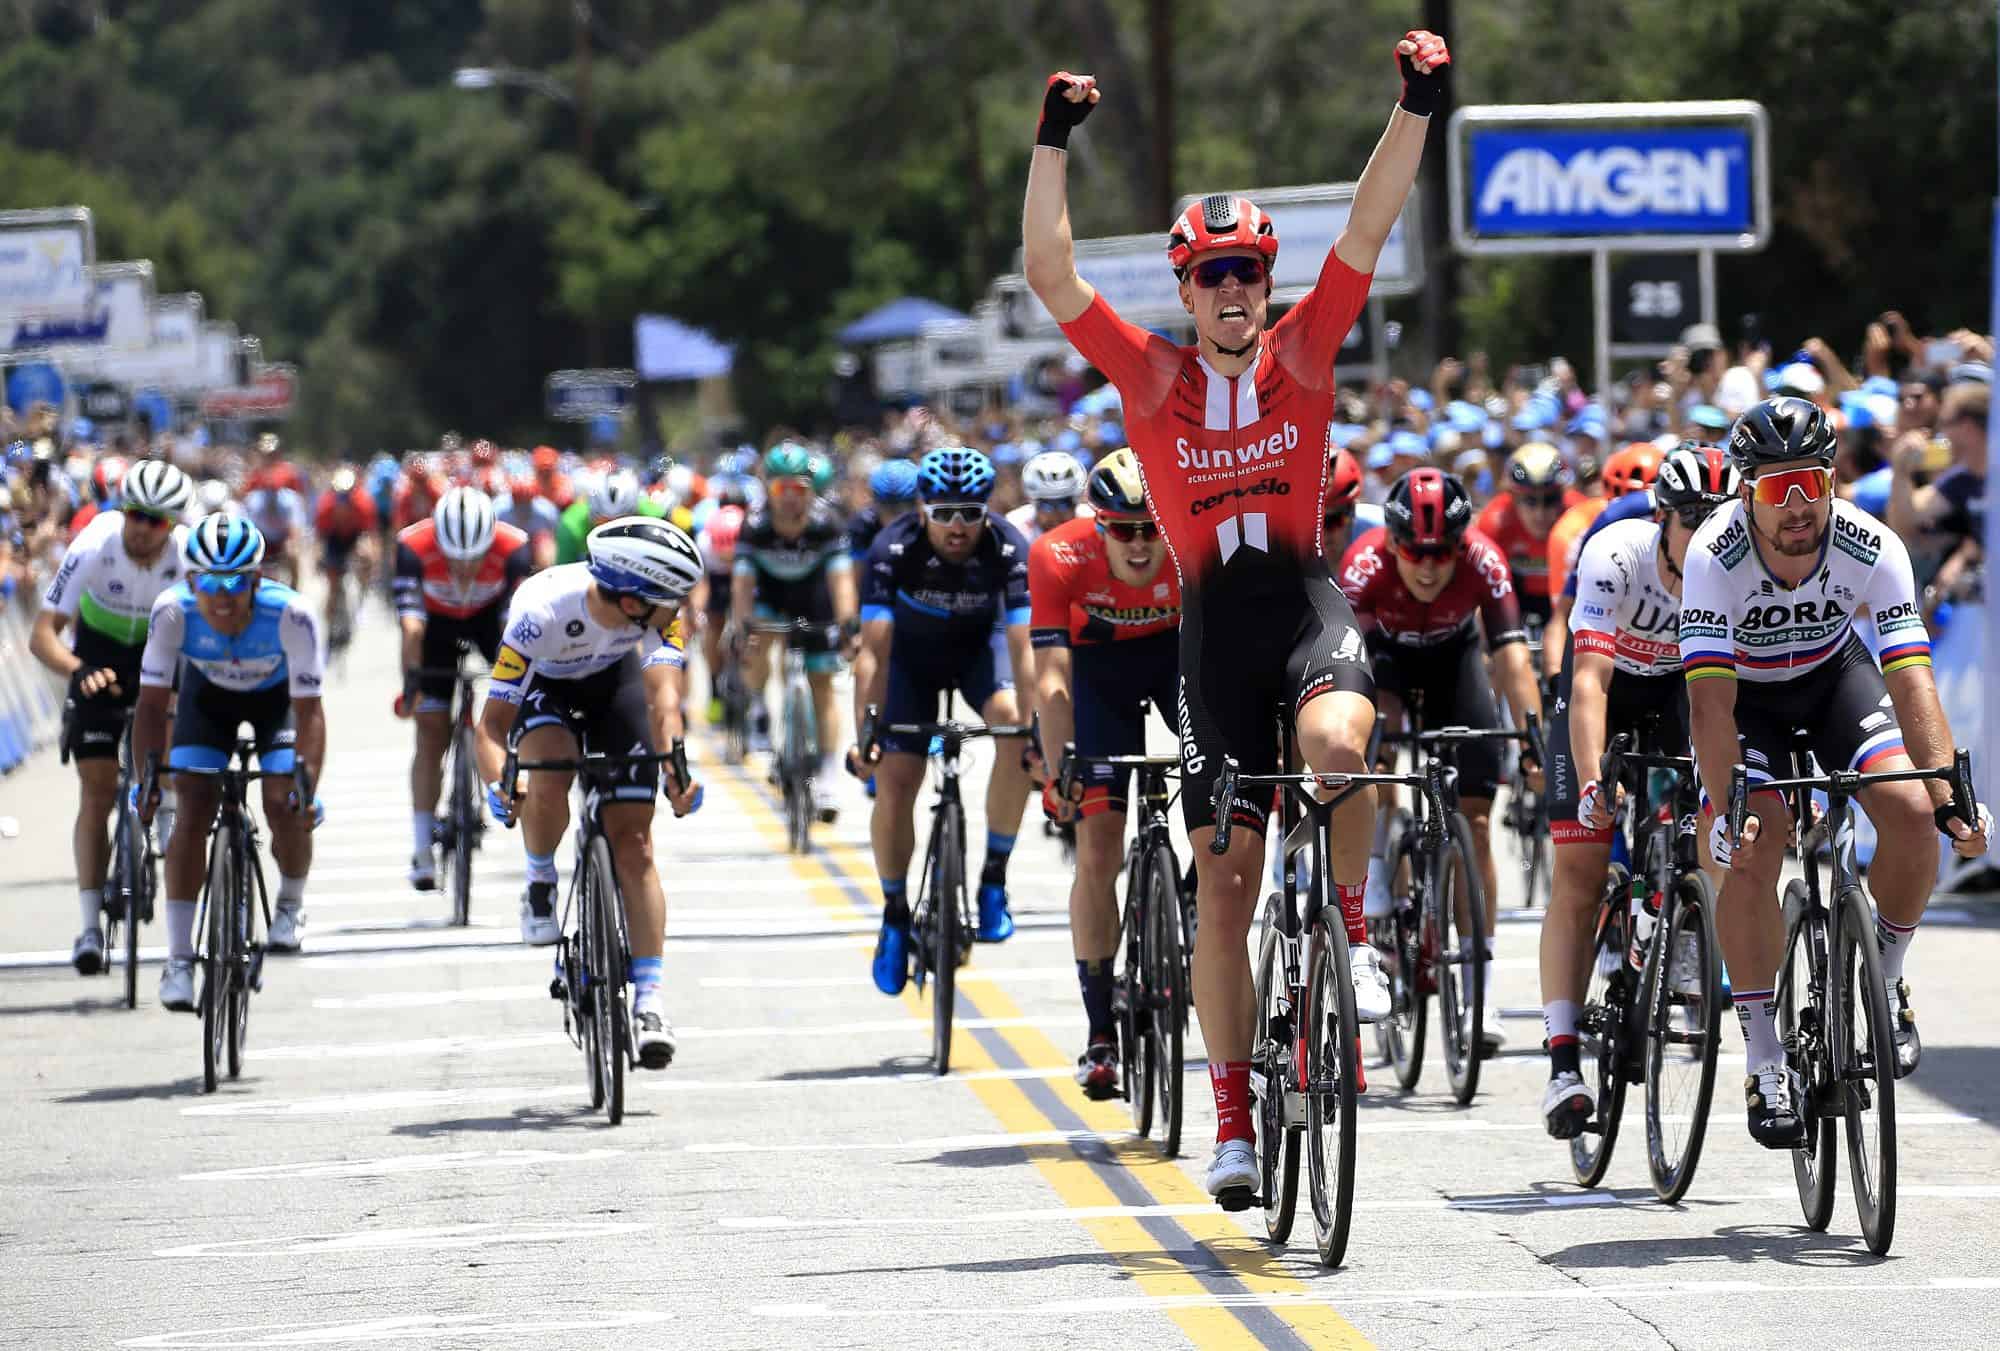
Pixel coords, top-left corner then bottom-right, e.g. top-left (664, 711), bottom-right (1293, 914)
top-left (1, 0), bottom-right (1990, 446)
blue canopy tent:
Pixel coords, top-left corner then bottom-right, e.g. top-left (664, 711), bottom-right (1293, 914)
top-left (634, 314), bottom-right (734, 382)
top-left (837, 297), bottom-right (969, 346)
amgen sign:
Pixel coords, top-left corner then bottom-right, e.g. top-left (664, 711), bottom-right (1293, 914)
top-left (1450, 102), bottom-right (1768, 255)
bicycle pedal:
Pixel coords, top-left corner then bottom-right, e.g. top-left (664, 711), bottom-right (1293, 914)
top-left (549, 978), bottom-right (565, 1001)
top-left (1214, 1186), bottom-right (1260, 1213)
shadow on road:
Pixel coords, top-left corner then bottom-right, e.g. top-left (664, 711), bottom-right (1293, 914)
top-left (789, 1248), bottom-right (1213, 1281)
top-left (1894, 1043), bottom-right (2000, 1128)
top-left (765, 1055), bottom-right (935, 1083)
top-left (1440, 1181), bottom-right (1734, 1216)
top-left (0, 995), bottom-right (134, 1018)
top-left (389, 1105), bottom-right (612, 1138)
top-left (55, 1077), bottom-right (233, 1103)
top-left (1543, 1221), bottom-right (1894, 1270)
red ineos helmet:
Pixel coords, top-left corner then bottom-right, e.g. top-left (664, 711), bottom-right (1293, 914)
top-left (1167, 194), bottom-right (1280, 279)
top-left (1384, 468), bottom-right (1473, 549)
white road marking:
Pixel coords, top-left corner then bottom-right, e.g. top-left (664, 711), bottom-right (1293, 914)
top-left (156, 1221), bottom-right (649, 1257)
top-left (290, 927), bottom-right (1074, 970)
top-left (179, 1147), bottom-right (624, 1182)
top-left (311, 985), bottom-right (551, 1010)
top-left (119, 1313), bottom-right (674, 1348)
top-left (699, 966), bottom-right (1079, 989)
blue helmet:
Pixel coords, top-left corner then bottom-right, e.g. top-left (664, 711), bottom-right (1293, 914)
top-left (185, 512), bottom-right (265, 573)
top-left (868, 458), bottom-right (920, 505)
top-left (916, 446), bottom-right (995, 503)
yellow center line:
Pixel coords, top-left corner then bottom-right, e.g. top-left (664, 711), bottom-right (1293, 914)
top-left (691, 745), bottom-right (1370, 1348)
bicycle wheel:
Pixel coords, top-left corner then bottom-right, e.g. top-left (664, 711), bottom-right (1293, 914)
top-left (200, 837), bottom-right (233, 1094)
top-left (1304, 914), bottom-right (1359, 1267)
top-left (1836, 885), bottom-right (1897, 1255)
top-left (1121, 855), bottom-right (1152, 1136)
top-left (1779, 879), bottom-right (1837, 1231)
top-left (114, 794), bottom-right (145, 1009)
top-left (582, 835), bottom-right (626, 1124)
top-left (1521, 802), bottom-right (1551, 910)
top-left (1251, 900), bottom-right (1300, 1243)
top-left (1644, 871), bottom-right (1722, 1203)
top-left (930, 801), bottom-right (964, 1075)
top-left (225, 850), bottom-right (254, 1080)
top-left (1374, 813), bottom-right (1427, 1092)
top-left (449, 730), bottom-right (477, 926)
top-left (722, 670), bottom-right (750, 766)
top-left (1570, 868), bottom-right (1630, 1187)
top-left (1434, 811), bottom-right (1488, 1106)
top-left (1146, 845), bottom-right (1188, 1159)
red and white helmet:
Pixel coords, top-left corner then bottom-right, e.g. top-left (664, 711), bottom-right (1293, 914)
top-left (1167, 194), bottom-right (1279, 279)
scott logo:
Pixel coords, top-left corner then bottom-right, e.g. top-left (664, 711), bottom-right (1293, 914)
top-left (1176, 421), bottom-right (1299, 472)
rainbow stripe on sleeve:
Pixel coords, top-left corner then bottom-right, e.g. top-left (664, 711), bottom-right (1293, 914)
top-left (1879, 639), bottom-right (1932, 674)
top-left (1683, 652), bottom-right (1737, 683)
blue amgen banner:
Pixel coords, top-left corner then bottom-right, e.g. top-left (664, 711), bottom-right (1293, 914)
top-left (1469, 127), bottom-right (1753, 237)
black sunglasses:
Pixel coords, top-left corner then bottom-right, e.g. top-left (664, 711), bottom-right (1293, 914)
top-left (1191, 256), bottom-right (1268, 289)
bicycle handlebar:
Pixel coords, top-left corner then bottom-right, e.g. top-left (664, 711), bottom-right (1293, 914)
top-left (1725, 748), bottom-right (1980, 849)
top-left (1210, 755), bottom-right (1446, 858)
top-left (506, 738), bottom-right (692, 797)
top-left (1599, 730), bottom-right (1695, 788)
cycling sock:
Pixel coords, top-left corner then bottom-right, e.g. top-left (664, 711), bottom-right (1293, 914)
top-left (277, 874), bottom-right (306, 910)
top-left (1543, 999), bottom-right (1581, 1077)
top-left (1875, 913), bottom-right (1918, 985)
top-left (629, 955), bottom-right (663, 1002)
top-left (412, 811), bottom-right (435, 859)
top-left (1334, 880), bottom-right (1367, 946)
top-left (1732, 988), bottom-right (1783, 1067)
top-left (1076, 959), bottom-right (1116, 1040)
top-left (880, 878), bottom-right (909, 926)
top-left (981, 830), bottom-right (1016, 888)
top-left (525, 849), bottom-right (559, 886)
top-left (1210, 1061), bottom-right (1255, 1145)
top-left (165, 898), bottom-right (196, 961)
top-left (79, 888), bottom-right (102, 932)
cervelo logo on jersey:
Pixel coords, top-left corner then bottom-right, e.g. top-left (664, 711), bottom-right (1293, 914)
top-left (1175, 422), bottom-right (1300, 475)
top-left (1188, 477), bottom-right (1290, 517)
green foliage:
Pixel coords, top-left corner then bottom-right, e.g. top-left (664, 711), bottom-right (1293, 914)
top-left (0, 0), bottom-right (1988, 445)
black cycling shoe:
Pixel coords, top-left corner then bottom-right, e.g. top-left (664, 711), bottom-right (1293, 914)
top-left (1745, 1065), bottom-right (1806, 1150)
top-left (1889, 978), bottom-right (1921, 1078)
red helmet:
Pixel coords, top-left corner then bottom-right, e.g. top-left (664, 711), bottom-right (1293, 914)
top-left (470, 438), bottom-right (498, 466)
top-left (1167, 194), bottom-right (1279, 279)
top-left (507, 476), bottom-right (538, 502)
top-left (93, 455), bottom-right (130, 501)
top-left (1326, 446), bottom-right (1363, 511)
top-left (1385, 468), bottom-right (1473, 550)
top-left (1603, 443), bottom-right (1664, 497)
top-left (532, 445), bottom-right (560, 472)
top-left (705, 504), bottom-right (746, 561)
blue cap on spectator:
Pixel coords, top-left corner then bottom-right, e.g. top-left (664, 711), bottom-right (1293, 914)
top-left (1453, 447), bottom-right (1487, 473)
top-left (1511, 398), bottom-right (1557, 431)
top-left (1407, 388), bottom-right (1435, 412)
top-left (990, 442), bottom-right (1025, 466)
top-left (1483, 421), bottom-right (1507, 450)
top-left (1862, 375), bottom-right (1901, 399)
top-left (1098, 422), bottom-right (1123, 446)
top-left (1689, 404), bottom-right (1730, 431)
top-left (1053, 428), bottom-right (1083, 453)
top-left (1329, 422), bottom-right (1366, 448)
top-left (1446, 400), bottom-right (1485, 433)
top-left (69, 416), bottom-right (95, 443)
top-left (1949, 361), bottom-right (1992, 386)
top-left (1566, 407), bottom-right (1607, 438)
top-left (1388, 429), bottom-right (1428, 460)
top-left (1366, 443), bottom-right (1397, 471)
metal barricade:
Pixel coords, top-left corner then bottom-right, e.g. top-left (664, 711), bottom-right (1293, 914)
top-left (0, 582), bottom-right (65, 774)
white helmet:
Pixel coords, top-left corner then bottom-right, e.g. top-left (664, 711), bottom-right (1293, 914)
top-left (1022, 449), bottom-right (1087, 504)
top-left (121, 460), bottom-right (194, 517)
top-left (589, 469), bottom-right (640, 521)
top-left (433, 486), bottom-right (497, 561)
top-left (197, 479), bottom-right (232, 515)
top-left (585, 516), bottom-right (704, 603)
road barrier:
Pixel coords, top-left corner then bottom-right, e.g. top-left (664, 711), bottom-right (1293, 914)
top-left (0, 590), bottom-right (64, 774)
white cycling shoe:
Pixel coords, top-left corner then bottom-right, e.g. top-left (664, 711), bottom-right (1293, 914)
top-left (158, 958), bottom-right (196, 1012)
top-left (1350, 943), bottom-right (1393, 1024)
top-left (1480, 1003), bottom-right (1508, 1051)
top-left (632, 991), bottom-right (677, 1070)
top-left (1362, 856), bottom-right (1394, 920)
top-left (519, 882), bottom-right (561, 947)
top-left (267, 905), bottom-right (304, 953)
top-left (810, 777), bottom-right (839, 824)
top-left (1204, 1138), bottom-right (1259, 1201)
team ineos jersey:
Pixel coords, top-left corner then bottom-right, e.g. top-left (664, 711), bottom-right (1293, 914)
top-left (1679, 498), bottom-right (1928, 685)
top-left (1337, 526), bottom-right (1526, 651)
top-left (735, 502), bottom-right (852, 584)
top-left (140, 580), bottom-right (324, 696)
top-left (1059, 249), bottom-right (1372, 609)
top-left (486, 563), bottom-right (686, 705)
top-left (1027, 515), bottom-right (1180, 649)
top-left (43, 510), bottom-right (188, 650)
top-left (1569, 518), bottom-right (1684, 677)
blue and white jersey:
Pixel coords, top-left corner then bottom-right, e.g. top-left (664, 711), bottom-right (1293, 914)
top-left (860, 511), bottom-right (1031, 647)
top-left (138, 579), bottom-right (325, 696)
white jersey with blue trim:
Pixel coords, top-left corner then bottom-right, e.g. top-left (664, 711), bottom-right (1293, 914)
top-left (486, 563), bottom-right (687, 705)
top-left (138, 579), bottom-right (325, 696)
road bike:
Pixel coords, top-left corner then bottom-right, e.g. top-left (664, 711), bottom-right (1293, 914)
top-left (1210, 730), bottom-right (1444, 1267)
top-left (1498, 617), bottom-right (1552, 910)
top-left (148, 741), bottom-right (308, 1093)
top-left (1729, 735), bottom-right (1978, 1256)
top-left (1060, 742), bottom-right (1191, 1156)
top-left (505, 740), bottom-right (691, 1125)
top-left (1371, 696), bottom-right (1535, 1105)
top-left (754, 618), bottom-right (835, 853)
top-left (716, 628), bottom-right (752, 766)
top-left (417, 661), bottom-right (490, 925)
top-left (863, 699), bottom-right (1033, 1075)
top-left (65, 701), bottom-right (157, 1009)
top-left (1568, 726), bottom-right (1722, 1201)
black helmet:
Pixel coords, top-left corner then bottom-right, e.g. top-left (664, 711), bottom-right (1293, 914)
top-left (1726, 396), bottom-right (1835, 473)
top-left (1384, 468), bottom-right (1474, 549)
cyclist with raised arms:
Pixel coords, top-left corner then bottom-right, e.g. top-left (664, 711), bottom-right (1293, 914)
top-left (850, 446), bottom-right (1037, 993)
top-left (133, 515), bottom-right (326, 1002)
top-left (1340, 468), bottom-right (1541, 1051)
top-left (30, 461), bottom-right (193, 975)
top-left (1029, 449), bottom-right (1181, 1098)
top-left (1008, 448), bottom-right (1091, 546)
top-left (1023, 29), bottom-right (1449, 1202)
top-left (392, 486), bottom-right (533, 889)
top-left (1538, 444), bottom-right (1733, 1137)
top-left (732, 443), bottom-right (858, 791)
top-left (473, 517), bottom-right (706, 1067)
top-left (1683, 397), bottom-right (1990, 1146)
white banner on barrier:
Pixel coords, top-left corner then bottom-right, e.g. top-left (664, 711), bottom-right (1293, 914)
top-left (29, 260), bottom-right (157, 369)
top-left (0, 207), bottom-right (95, 333)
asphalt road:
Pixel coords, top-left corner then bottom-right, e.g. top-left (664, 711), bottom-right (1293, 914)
top-left (3, 603), bottom-right (1998, 1350)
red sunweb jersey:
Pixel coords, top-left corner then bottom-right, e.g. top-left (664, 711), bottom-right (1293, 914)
top-left (1027, 515), bottom-right (1181, 648)
top-left (1337, 525), bottom-right (1527, 651)
top-left (1059, 249), bottom-right (1372, 610)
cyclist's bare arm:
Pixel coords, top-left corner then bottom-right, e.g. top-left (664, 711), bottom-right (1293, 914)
top-left (729, 567), bottom-right (755, 629)
top-left (1492, 639), bottom-right (1542, 726)
top-left (292, 696), bottom-right (327, 789)
top-left (1687, 677), bottom-right (1746, 831)
top-left (1885, 663), bottom-right (1966, 817)
top-left (28, 608), bottom-right (78, 677)
top-left (1567, 649), bottom-right (1615, 788)
top-left (1033, 645), bottom-right (1075, 773)
top-left (399, 613), bottom-right (425, 679)
top-left (474, 693), bottom-right (520, 789)
top-left (1335, 101), bottom-right (1433, 275)
top-left (852, 619), bottom-right (892, 743)
top-left (132, 684), bottom-right (172, 795)
top-left (1022, 83), bottom-right (1098, 325)
top-left (829, 566), bottom-right (858, 627)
